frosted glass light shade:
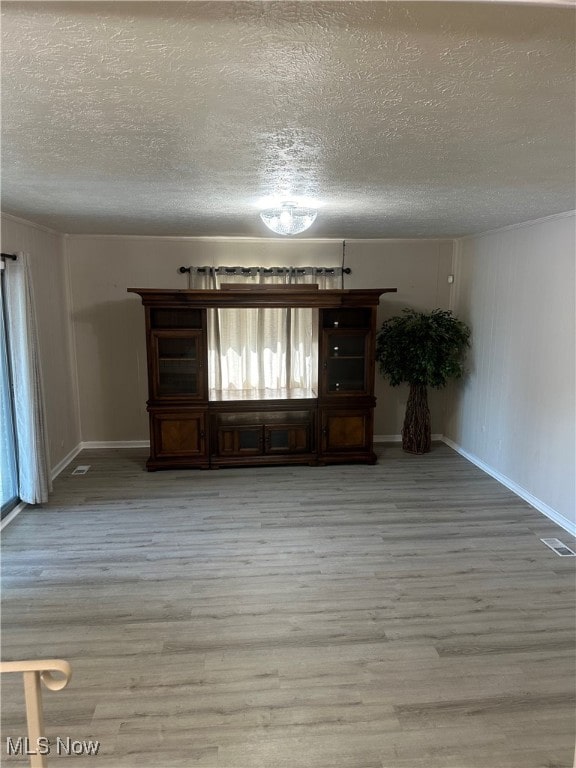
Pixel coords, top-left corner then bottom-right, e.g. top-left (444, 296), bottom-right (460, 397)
top-left (259, 202), bottom-right (317, 236)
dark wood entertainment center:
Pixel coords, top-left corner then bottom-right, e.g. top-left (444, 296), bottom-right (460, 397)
top-left (128, 287), bottom-right (396, 470)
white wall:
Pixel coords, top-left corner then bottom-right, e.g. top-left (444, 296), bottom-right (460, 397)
top-left (1, 213), bottom-right (81, 473)
top-left (65, 236), bottom-right (454, 441)
top-left (445, 213), bottom-right (575, 532)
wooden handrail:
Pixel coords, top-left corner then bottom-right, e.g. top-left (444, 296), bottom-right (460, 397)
top-left (0, 659), bottom-right (72, 768)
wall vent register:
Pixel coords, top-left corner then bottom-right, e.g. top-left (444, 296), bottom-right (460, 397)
top-left (71, 465), bottom-right (90, 475)
top-left (540, 538), bottom-right (576, 557)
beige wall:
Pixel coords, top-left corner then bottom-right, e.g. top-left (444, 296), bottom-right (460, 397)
top-left (5, 211), bottom-right (572, 528)
top-left (1, 213), bottom-right (80, 472)
top-left (446, 213), bottom-right (575, 529)
top-left (5, 212), bottom-right (572, 529)
top-left (65, 236), bottom-right (454, 441)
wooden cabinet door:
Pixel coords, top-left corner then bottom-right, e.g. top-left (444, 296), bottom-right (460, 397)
top-left (151, 411), bottom-right (207, 459)
top-left (320, 409), bottom-right (372, 455)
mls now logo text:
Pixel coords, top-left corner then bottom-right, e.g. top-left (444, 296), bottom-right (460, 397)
top-left (6, 736), bottom-right (100, 757)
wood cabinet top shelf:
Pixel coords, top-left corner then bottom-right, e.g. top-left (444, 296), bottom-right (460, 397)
top-left (129, 288), bottom-right (396, 309)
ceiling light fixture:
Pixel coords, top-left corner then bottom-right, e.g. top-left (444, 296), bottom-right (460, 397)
top-left (259, 201), bottom-right (317, 236)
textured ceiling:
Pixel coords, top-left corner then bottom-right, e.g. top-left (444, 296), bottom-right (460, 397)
top-left (1, 1), bottom-right (574, 238)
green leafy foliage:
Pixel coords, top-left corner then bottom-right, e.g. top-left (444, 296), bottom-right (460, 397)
top-left (376, 308), bottom-right (471, 389)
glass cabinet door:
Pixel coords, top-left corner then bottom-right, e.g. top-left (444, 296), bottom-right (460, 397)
top-left (152, 331), bottom-right (205, 399)
top-left (217, 426), bottom-right (263, 456)
top-left (265, 425), bottom-right (310, 454)
top-left (322, 330), bottom-right (368, 394)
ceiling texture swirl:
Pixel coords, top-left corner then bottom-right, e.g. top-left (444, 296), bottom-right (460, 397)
top-left (1, 1), bottom-right (574, 237)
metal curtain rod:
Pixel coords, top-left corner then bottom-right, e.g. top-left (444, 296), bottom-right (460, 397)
top-left (178, 265), bottom-right (351, 275)
top-left (1, 253), bottom-right (18, 261)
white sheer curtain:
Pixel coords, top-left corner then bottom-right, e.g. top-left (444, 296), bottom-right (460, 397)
top-left (191, 268), bottom-right (340, 394)
top-left (3, 253), bottom-right (51, 504)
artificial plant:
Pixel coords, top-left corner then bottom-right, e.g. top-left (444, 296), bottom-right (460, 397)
top-left (375, 308), bottom-right (471, 454)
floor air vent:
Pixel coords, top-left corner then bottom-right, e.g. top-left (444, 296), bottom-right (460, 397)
top-left (71, 465), bottom-right (91, 475)
top-left (540, 538), bottom-right (576, 557)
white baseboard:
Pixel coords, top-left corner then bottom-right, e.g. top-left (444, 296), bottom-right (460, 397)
top-left (4, 443), bottom-right (84, 531)
top-left (51, 443), bottom-right (83, 480)
top-left (80, 440), bottom-right (150, 449)
top-left (442, 437), bottom-right (576, 539)
top-left (52, 441), bottom-right (149, 482)
top-left (373, 434), bottom-right (444, 443)
top-left (1, 501), bottom-right (27, 531)
top-left (3, 441), bottom-right (150, 531)
top-left (11, 437), bottom-right (573, 541)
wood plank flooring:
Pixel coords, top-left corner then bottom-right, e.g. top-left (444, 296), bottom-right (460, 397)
top-left (1, 444), bottom-right (574, 767)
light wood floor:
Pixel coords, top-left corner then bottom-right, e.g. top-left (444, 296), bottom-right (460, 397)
top-left (1, 444), bottom-right (574, 767)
